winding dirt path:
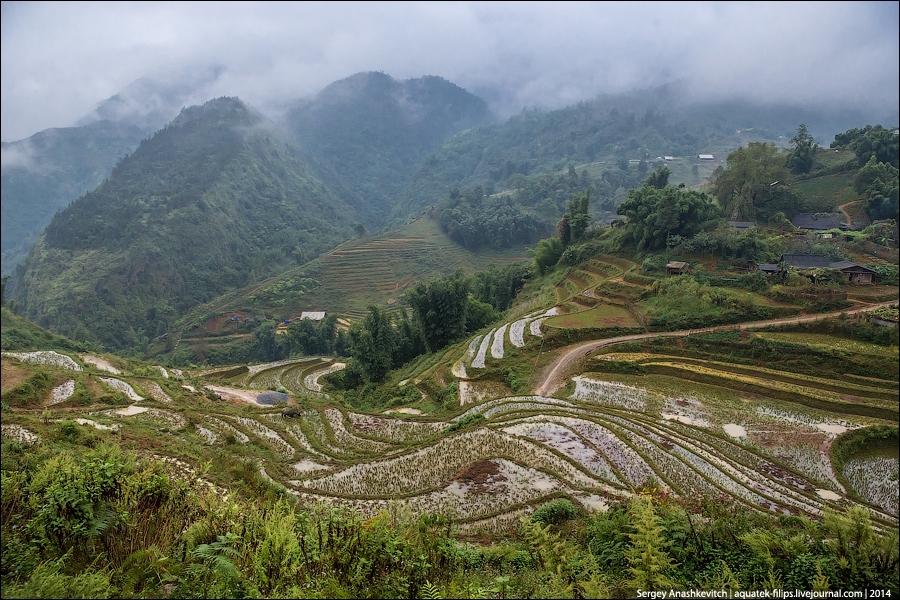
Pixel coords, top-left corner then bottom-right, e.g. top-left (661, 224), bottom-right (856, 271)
top-left (532, 300), bottom-right (898, 397)
top-left (837, 201), bottom-right (855, 229)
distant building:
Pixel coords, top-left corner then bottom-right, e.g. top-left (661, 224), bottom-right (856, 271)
top-left (666, 261), bottom-right (690, 276)
top-left (781, 254), bottom-right (830, 269)
top-left (728, 221), bottom-right (754, 231)
top-left (698, 154), bottom-right (715, 160)
top-left (790, 212), bottom-right (843, 231)
top-left (664, 156), bottom-right (675, 161)
top-left (779, 255), bottom-right (878, 284)
top-left (300, 311), bottom-right (327, 321)
top-left (757, 263), bottom-right (779, 275)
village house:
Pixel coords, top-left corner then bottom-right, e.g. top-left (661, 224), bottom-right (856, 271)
top-left (300, 311), bottom-right (327, 321)
top-left (728, 221), bottom-right (754, 232)
top-left (790, 212), bottom-right (845, 232)
top-left (775, 254), bottom-right (878, 284)
top-left (666, 261), bottom-right (690, 276)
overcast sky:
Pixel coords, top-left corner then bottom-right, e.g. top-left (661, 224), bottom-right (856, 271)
top-left (2, 1), bottom-right (898, 142)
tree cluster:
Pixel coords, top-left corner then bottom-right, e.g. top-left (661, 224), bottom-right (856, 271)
top-left (709, 142), bottom-right (798, 222)
top-left (530, 189), bottom-right (595, 275)
top-left (438, 188), bottom-right (547, 250)
top-left (832, 124), bottom-right (899, 168)
top-left (617, 170), bottom-right (722, 252)
top-left (341, 266), bottom-right (529, 384)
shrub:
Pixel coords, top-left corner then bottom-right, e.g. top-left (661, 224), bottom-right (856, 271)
top-left (531, 498), bottom-right (578, 526)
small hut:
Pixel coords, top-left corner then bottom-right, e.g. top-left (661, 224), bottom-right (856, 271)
top-left (666, 261), bottom-right (690, 276)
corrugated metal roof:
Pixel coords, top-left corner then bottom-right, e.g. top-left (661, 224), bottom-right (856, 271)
top-left (781, 254), bottom-right (830, 268)
top-left (300, 311), bottom-right (326, 321)
top-left (790, 213), bottom-right (842, 230)
top-left (828, 261), bottom-right (875, 272)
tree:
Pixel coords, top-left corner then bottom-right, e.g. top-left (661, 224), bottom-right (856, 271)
top-left (556, 212), bottom-right (572, 246)
top-left (253, 321), bottom-right (283, 362)
top-left (854, 155), bottom-right (899, 221)
top-left (404, 270), bottom-right (470, 352)
top-left (567, 188), bottom-right (592, 242)
top-left (787, 124), bottom-right (818, 174)
top-left (645, 166), bottom-right (671, 190)
top-left (617, 182), bottom-right (722, 252)
top-left (710, 142), bottom-right (797, 221)
top-left (530, 236), bottom-right (564, 275)
top-left (347, 306), bottom-right (396, 382)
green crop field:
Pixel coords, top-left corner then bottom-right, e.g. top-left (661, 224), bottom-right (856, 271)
top-left (793, 172), bottom-right (856, 213)
top-left (178, 215), bottom-right (529, 331)
top-left (545, 303), bottom-right (641, 329)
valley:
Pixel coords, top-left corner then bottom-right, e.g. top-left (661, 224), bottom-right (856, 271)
top-left (1, 71), bottom-right (897, 596)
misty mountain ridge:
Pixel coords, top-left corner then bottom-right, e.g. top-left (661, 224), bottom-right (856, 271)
top-left (75, 63), bottom-right (228, 134)
top-left (6, 69), bottom-right (898, 352)
top-left (281, 71), bottom-right (495, 224)
top-left (15, 96), bottom-right (358, 350)
top-left (1, 119), bottom-right (146, 276)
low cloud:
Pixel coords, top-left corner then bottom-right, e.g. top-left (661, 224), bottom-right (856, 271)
top-left (1, 139), bottom-right (37, 170)
top-left (2, 2), bottom-right (897, 142)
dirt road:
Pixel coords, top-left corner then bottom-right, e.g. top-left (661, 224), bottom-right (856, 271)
top-left (532, 300), bottom-right (898, 397)
top-left (837, 201), bottom-right (856, 229)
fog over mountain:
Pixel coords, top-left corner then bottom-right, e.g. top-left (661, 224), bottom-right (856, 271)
top-left (2, 1), bottom-right (897, 143)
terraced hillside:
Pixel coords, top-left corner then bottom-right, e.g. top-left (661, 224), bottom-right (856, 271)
top-left (174, 214), bottom-right (528, 349)
top-left (4, 302), bottom-right (897, 537)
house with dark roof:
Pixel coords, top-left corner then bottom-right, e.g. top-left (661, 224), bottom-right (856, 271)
top-left (781, 254), bottom-right (830, 268)
top-left (790, 213), bottom-right (844, 231)
top-left (828, 261), bottom-right (878, 284)
top-left (757, 263), bottom-right (779, 275)
top-left (728, 221), bottom-right (755, 231)
top-left (779, 254), bottom-right (878, 284)
top-left (666, 261), bottom-right (690, 276)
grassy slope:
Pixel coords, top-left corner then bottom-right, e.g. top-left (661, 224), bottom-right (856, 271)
top-left (173, 214), bottom-right (529, 347)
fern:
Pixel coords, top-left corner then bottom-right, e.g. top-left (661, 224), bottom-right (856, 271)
top-left (122, 546), bottom-right (176, 595)
top-left (420, 581), bottom-right (443, 599)
top-left (191, 532), bottom-right (241, 579)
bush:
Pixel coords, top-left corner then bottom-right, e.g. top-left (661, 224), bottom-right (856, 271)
top-left (641, 254), bottom-right (667, 274)
top-left (531, 498), bottom-right (578, 525)
top-left (444, 413), bottom-right (484, 433)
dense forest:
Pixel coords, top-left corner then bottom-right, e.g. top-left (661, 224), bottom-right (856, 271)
top-left (14, 98), bottom-right (357, 351)
top-left (0, 121), bottom-right (145, 276)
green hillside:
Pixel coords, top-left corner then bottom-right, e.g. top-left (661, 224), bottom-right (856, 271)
top-left (1, 120), bottom-right (145, 276)
top-left (2, 273), bottom-right (897, 596)
top-left (394, 90), bottom-right (796, 220)
top-left (283, 72), bottom-right (495, 226)
top-left (169, 213), bottom-right (528, 361)
top-left (14, 97), bottom-right (358, 351)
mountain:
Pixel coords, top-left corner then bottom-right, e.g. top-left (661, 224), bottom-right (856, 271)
top-left (14, 97), bottom-right (357, 351)
top-left (2, 66), bottom-right (228, 280)
top-left (1, 120), bottom-right (145, 276)
top-left (395, 81), bottom-right (898, 218)
top-left (76, 64), bottom-right (227, 133)
top-left (282, 71), bottom-right (495, 226)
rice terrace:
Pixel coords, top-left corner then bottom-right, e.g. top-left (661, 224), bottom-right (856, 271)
top-left (2, 37), bottom-right (899, 598)
top-left (3, 231), bottom-right (898, 595)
